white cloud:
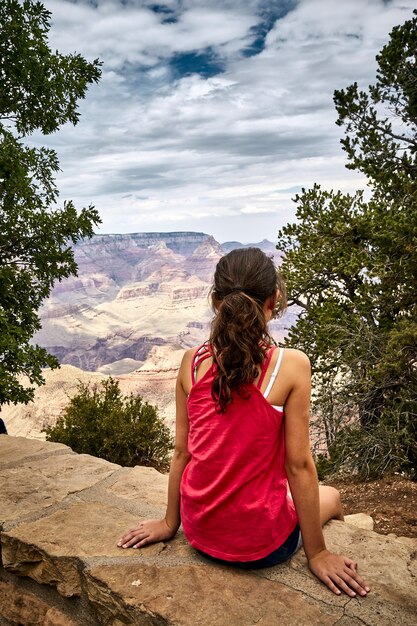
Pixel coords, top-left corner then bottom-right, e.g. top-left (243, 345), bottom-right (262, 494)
top-left (32, 0), bottom-right (417, 242)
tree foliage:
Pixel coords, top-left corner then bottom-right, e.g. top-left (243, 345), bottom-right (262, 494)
top-left (278, 10), bottom-right (417, 479)
top-left (0, 0), bottom-right (102, 405)
top-left (44, 378), bottom-right (173, 471)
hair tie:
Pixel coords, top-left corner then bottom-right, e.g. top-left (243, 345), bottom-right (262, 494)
top-left (227, 287), bottom-right (258, 300)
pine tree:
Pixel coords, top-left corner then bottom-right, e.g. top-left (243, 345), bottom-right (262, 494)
top-left (0, 0), bottom-right (102, 405)
top-left (278, 10), bottom-right (417, 478)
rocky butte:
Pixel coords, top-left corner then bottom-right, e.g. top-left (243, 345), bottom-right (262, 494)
top-left (1, 436), bottom-right (416, 625)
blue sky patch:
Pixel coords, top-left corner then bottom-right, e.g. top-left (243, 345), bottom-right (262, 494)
top-left (148, 3), bottom-right (178, 24)
top-left (170, 49), bottom-right (224, 79)
top-left (243, 0), bottom-right (296, 57)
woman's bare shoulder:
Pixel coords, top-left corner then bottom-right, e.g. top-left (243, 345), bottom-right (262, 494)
top-left (184, 346), bottom-right (199, 359)
top-left (179, 345), bottom-right (207, 372)
top-left (282, 348), bottom-right (311, 372)
top-left (180, 347), bottom-right (198, 368)
top-left (178, 345), bottom-right (210, 394)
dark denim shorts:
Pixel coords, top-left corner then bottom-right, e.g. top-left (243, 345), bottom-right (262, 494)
top-left (197, 523), bottom-right (302, 570)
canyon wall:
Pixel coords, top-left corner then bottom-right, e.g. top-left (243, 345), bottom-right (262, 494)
top-left (34, 232), bottom-right (295, 374)
top-left (2, 233), bottom-right (298, 439)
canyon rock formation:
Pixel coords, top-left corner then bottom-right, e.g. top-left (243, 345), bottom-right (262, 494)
top-left (2, 233), bottom-right (297, 438)
top-left (34, 232), bottom-right (294, 373)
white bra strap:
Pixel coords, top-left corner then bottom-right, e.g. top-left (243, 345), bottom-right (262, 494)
top-left (263, 348), bottom-right (285, 398)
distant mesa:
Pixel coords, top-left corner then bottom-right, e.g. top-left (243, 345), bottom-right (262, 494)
top-left (34, 232), bottom-right (290, 375)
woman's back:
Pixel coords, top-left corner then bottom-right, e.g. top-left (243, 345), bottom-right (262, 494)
top-left (180, 343), bottom-right (298, 562)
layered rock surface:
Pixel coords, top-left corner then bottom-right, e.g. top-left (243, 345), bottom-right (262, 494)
top-left (33, 233), bottom-right (295, 374)
top-left (1, 436), bottom-right (416, 626)
top-left (33, 233), bottom-right (220, 373)
top-left (4, 233), bottom-right (298, 440)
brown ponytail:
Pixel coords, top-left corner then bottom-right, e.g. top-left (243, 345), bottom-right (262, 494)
top-left (209, 248), bottom-right (286, 413)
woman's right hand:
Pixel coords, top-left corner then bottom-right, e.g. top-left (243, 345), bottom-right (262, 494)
top-left (308, 550), bottom-right (370, 597)
top-left (117, 518), bottom-right (177, 549)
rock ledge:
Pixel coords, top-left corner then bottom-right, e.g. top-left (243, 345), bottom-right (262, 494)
top-left (0, 436), bottom-right (416, 626)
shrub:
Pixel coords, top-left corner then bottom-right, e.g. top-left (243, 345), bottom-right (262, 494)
top-left (44, 378), bottom-right (173, 471)
top-left (314, 420), bottom-right (412, 481)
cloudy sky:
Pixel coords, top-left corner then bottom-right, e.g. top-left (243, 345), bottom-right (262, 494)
top-left (35, 0), bottom-right (414, 243)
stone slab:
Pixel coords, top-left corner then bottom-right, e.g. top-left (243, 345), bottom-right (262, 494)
top-left (2, 502), bottom-right (165, 597)
top-left (345, 513), bottom-right (374, 531)
top-left (1, 439), bottom-right (416, 626)
top-left (0, 436), bottom-right (71, 466)
top-left (85, 563), bottom-right (343, 626)
top-left (255, 559), bottom-right (349, 611)
top-left (0, 453), bottom-right (119, 522)
top-left (106, 465), bottom-right (168, 510)
top-left (280, 519), bottom-right (417, 626)
top-left (0, 580), bottom-right (78, 625)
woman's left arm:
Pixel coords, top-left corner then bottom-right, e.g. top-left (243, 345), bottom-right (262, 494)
top-left (118, 352), bottom-right (191, 549)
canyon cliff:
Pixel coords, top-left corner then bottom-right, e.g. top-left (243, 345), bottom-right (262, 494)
top-left (35, 232), bottom-right (293, 374)
top-left (3, 233), bottom-right (297, 438)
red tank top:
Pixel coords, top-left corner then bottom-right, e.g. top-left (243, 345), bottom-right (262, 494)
top-left (180, 344), bottom-right (298, 561)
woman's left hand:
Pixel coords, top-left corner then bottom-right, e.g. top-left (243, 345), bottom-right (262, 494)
top-left (308, 549), bottom-right (370, 597)
top-left (117, 518), bottom-right (176, 549)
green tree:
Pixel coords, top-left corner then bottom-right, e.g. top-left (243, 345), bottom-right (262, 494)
top-left (0, 0), bottom-right (102, 405)
top-left (278, 10), bottom-right (417, 479)
top-left (45, 378), bottom-right (173, 471)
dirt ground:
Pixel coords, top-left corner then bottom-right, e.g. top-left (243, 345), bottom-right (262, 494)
top-left (327, 475), bottom-right (417, 538)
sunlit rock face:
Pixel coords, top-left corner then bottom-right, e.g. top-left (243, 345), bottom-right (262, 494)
top-left (34, 232), bottom-right (294, 375)
top-left (2, 233), bottom-right (299, 439)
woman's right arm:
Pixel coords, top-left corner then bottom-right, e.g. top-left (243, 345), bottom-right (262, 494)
top-left (284, 350), bottom-right (369, 597)
top-left (117, 350), bottom-right (192, 549)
